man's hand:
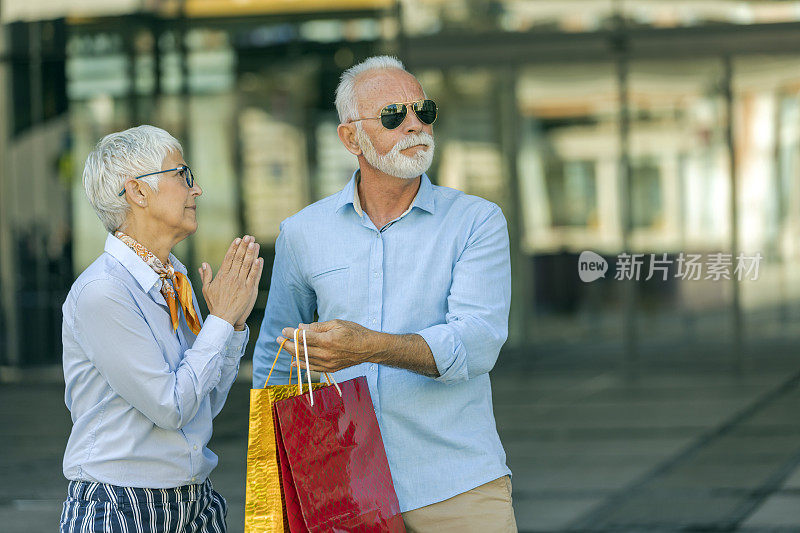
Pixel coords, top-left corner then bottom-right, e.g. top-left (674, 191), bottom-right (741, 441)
top-left (277, 320), bottom-right (375, 373)
top-left (277, 319), bottom-right (439, 377)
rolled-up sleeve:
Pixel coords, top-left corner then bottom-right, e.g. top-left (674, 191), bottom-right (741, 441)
top-left (73, 278), bottom-right (234, 430)
top-left (417, 206), bottom-right (511, 385)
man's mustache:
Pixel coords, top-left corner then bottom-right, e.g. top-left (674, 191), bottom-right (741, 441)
top-left (394, 133), bottom-right (434, 152)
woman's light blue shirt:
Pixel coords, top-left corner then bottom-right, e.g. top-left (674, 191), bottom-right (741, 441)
top-left (62, 234), bottom-right (248, 488)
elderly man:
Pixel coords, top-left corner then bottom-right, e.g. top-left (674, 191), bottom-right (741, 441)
top-left (253, 56), bottom-right (516, 532)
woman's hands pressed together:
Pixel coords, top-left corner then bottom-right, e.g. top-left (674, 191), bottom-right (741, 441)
top-left (199, 235), bottom-right (263, 331)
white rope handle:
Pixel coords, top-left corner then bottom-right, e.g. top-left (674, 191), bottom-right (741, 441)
top-left (322, 372), bottom-right (342, 396)
top-left (293, 327), bottom-right (342, 400)
top-left (293, 328), bottom-right (303, 396)
top-left (301, 329), bottom-right (314, 406)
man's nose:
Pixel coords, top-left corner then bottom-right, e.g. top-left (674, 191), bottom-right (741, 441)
top-left (403, 107), bottom-right (425, 133)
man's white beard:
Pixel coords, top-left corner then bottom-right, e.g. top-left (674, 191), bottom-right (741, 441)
top-left (355, 124), bottom-right (435, 180)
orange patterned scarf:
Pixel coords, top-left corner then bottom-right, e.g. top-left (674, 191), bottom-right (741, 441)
top-left (115, 231), bottom-right (201, 335)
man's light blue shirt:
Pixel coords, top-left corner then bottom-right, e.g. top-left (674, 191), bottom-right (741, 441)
top-left (62, 233), bottom-right (248, 488)
top-left (253, 172), bottom-right (512, 512)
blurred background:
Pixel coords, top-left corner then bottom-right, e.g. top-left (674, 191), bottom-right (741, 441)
top-left (4, 0), bottom-right (800, 531)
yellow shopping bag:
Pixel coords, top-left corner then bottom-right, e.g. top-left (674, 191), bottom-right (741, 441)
top-left (244, 330), bottom-right (324, 532)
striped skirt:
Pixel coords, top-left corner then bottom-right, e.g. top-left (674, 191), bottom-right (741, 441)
top-left (59, 479), bottom-right (227, 533)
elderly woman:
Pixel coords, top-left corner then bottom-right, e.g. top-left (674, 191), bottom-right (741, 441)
top-left (59, 125), bottom-right (262, 532)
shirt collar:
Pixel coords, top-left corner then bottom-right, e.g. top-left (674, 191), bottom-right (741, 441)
top-left (104, 233), bottom-right (186, 293)
top-left (335, 169), bottom-right (436, 216)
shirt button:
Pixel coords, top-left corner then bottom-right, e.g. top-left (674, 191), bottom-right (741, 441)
top-left (193, 445), bottom-right (198, 450)
top-left (371, 364), bottom-right (377, 372)
top-left (373, 272), bottom-right (378, 277)
top-left (371, 318), bottom-right (376, 324)
top-left (191, 477), bottom-right (196, 482)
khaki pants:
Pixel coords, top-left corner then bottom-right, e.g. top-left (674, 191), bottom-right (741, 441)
top-left (401, 476), bottom-right (518, 533)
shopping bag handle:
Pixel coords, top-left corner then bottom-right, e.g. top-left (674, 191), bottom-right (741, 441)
top-left (262, 329), bottom-right (342, 399)
top-left (264, 338), bottom-right (288, 388)
top-left (295, 328), bottom-right (314, 403)
top-left (322, 370), bottom-right (342, 396)
top-left (295, 327), bottom-right (343, 401)
top-left (299, 327), bottom-right (343, 398)
top-left (262, 333), bottom-right (308, 390)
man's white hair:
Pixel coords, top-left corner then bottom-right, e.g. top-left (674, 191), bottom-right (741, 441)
top-left (82, 125), bottom-right (182, 233)
top-left (334, 55), bottom-right (408, 123)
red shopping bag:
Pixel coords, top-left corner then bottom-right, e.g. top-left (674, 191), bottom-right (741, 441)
top-left (274, 375), bottom-right (406, 532)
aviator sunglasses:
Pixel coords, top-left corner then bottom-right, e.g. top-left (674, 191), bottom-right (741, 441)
top-left (350, 99), bottom-right (437, 130)
top-left (118, 165), bottom-right (194, 197)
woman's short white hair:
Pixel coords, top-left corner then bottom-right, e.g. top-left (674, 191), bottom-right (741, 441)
top-left (83, 125), bottom-right (183, 233)
top-left (334, 55), bottom-right (408, 123)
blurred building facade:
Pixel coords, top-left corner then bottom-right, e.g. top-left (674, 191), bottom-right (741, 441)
top-left (3, 0), bottom-right (800, 368)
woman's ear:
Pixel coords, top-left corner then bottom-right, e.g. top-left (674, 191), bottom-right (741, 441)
top-left (337, 123), bottom-right (362, 156)
top-left (124, 179), bottom-right (148, 208)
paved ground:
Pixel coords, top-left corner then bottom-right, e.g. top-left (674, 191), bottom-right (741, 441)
top-left (4, 327), bottom-right (800, 532)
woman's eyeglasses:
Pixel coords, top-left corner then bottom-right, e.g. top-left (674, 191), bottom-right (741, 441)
top-left (118, 165), bottom-right (194, 197)
top-left (349, 99), bottom-right (437, 130)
